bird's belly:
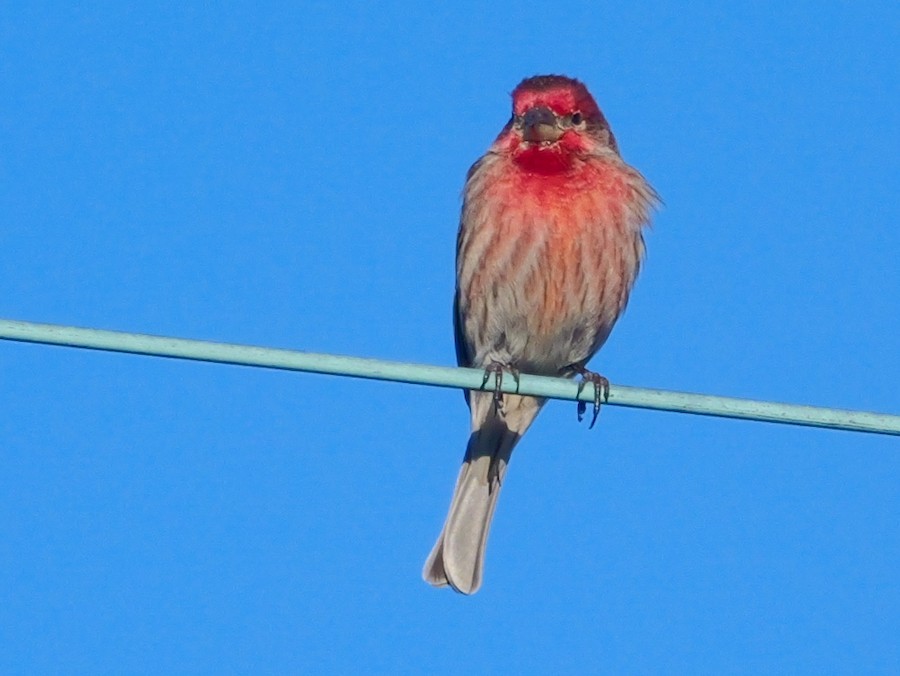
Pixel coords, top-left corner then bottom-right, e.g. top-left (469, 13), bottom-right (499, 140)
top-left (466, 238), bottom-right (632, 376)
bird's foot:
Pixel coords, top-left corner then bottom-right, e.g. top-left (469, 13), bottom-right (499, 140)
top-left (480, 361), bottom-right (520, 414)
top-left (572, 366), bottom-right (610, 429)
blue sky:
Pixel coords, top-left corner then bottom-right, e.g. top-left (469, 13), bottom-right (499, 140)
top-left (2, 2), bottom-right (898, 673)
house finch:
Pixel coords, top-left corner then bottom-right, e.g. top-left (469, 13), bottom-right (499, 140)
top-left (423, 75), bottom-right (658, 594)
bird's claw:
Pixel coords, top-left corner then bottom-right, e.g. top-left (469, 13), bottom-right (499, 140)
top-left (575, 368), bottom-right (610, 429)
top-left (481, 362), bottom-right (520, 414)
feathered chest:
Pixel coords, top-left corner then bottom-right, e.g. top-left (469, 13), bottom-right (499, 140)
top-left (458, 153), bottom-right (648, 286)
top-left (464, 151), bottom-right (647, 240)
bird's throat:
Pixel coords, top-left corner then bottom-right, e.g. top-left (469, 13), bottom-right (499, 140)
top-left (511, 144), bottom-right (575, 175)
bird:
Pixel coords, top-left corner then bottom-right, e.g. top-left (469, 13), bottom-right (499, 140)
top-left (423, 75), bottom-right (658, 594)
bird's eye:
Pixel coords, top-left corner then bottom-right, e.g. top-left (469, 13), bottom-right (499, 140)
top-left (571, 112), bottom-right (583, 125)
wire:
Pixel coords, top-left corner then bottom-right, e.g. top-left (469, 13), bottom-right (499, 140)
top-left (1, 318), bottom-right (898, 436)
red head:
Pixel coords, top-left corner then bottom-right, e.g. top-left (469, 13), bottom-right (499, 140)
top-left (495, 75), bottom-right (618, 173)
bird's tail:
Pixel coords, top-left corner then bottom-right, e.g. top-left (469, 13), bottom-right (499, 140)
top-left (423, 391), bottom-right (544, 594)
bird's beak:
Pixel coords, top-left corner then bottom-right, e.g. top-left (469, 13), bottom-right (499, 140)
top-left (522, 106), bottom-right (562, 143)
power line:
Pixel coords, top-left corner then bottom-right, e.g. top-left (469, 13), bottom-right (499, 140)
top-left (1, 318), bottom-right (898, 436)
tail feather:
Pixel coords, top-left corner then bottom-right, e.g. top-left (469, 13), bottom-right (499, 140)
top-left (423, 393), bottom-right (544, 594)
